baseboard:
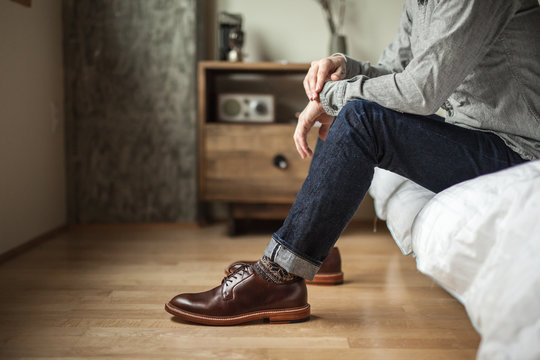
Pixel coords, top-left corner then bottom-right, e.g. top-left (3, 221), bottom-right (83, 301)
top-left (0, 225), bottom-right (67, 264)
top-left (0, 220), bottom-right (384, 264)
top-left (68, 222), bottom-right (200, 231)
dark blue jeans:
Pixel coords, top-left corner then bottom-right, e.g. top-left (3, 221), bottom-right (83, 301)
top-left (263, 99), bottom-right (527, 279)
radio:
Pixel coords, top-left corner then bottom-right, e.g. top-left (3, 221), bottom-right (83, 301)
top-left (218, 93), bottom-right (275, 123)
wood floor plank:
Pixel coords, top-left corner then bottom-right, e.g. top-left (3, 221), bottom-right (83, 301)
top-left (0, 224), bottom-right (480, 359)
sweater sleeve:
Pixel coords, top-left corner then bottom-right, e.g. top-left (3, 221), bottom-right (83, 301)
top-left (320, 0), bottom-right (519, 116)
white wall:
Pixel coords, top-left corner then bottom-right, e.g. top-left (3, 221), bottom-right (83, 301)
top-left (209, 0), bottom-right (405, 63)
top-left (0, 0), bottom-right (66, 254)
top-left (207, 0), bottom-right (404, 220)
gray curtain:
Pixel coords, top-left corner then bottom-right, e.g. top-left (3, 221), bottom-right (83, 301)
top-left (63, 0), bottom-right (200, 222)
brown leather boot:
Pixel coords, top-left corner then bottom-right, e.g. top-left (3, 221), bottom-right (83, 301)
top-left (225, 247), bottom-right (344, 285)
top-left (165, 265), bottom-right (310, 325)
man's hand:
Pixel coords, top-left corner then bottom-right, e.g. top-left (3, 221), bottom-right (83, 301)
top-left (303, 55), bottom-right (347, 101)
top-left (294, 101), bottom-right (335, 159)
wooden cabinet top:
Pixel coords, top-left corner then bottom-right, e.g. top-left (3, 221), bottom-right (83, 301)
top-left (198, 61), bottom-right (310, 72)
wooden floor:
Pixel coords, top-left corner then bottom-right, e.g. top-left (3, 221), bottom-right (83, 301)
top-left (0, 224), bottom-right (480, 359)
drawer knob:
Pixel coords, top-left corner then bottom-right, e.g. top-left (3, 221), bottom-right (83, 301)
top-left (273, 154), bottom-right (288, 170)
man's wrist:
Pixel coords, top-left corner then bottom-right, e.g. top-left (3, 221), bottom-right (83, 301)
top-left (319, 80), bottom-right (347, 116)
top-left (313, 99), bottom-right (325, 115)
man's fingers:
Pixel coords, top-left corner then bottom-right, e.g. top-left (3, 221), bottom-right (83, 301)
top-left (330, 64), bottom-right (346, 81)
top-left (294, 133), bottom-right (307, 159)
top-left (330, 71), bottom-right (345, 81)
top-left (294, 130), bottom-right (311, 159)
top-left (305, 58), bottom-right (341, 101)
top-left (313, 59), bottom-right (336, 100)
top-left (294, 122), bottom-right (313, 159)
top-left (304, 65), bottom-right (317, 100)
top-left (294, 100), bottom-right (324, 158)
top-left (304, 57), bottom-right (347, 101)
top-left (293, 126), bottom-right (304, 158)
top-left (303, 76), bottom-right (310, 100)
top-left (307, 62), bottom-right (320, 100)
top-left (315, 60), bottom-right (332, 94)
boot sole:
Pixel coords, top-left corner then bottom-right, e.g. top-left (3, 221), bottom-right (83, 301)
top-left (165, 302), bottom-right (310, 326)
top-left (306, 272), bottom-right (344, 285)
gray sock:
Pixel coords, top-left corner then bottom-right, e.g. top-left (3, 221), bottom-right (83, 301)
top-left (253, 256), bottom-right (300, 284)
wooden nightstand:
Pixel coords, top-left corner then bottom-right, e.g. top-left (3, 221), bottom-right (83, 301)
top-left (198, 61), bottom-right (318, 232)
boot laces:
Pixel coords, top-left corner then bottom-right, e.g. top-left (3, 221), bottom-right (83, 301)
top-left (222, 264), bottom-right (249, 286)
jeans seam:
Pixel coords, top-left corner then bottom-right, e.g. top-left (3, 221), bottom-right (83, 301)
top-left (358, 100), bottom-right (521, 166)
top-left (274, 245), bottom-right (281, 262)
top-left (270, 244), bottom-right (280, 262)
top-left (345, 101), bottom-right (380, 165)
top-left (427, 125), bottom-right (522, 165)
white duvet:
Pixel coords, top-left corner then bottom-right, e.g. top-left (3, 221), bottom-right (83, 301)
top-left (369, 160), bottom-right (540, 359)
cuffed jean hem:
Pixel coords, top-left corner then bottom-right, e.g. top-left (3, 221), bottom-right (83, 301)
top-left (263, 236), bottom-right (321, 280)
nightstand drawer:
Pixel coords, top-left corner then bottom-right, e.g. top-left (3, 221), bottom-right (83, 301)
top-left (202, 123), bottom-right (319, 203)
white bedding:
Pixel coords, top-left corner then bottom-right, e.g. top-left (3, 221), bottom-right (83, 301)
top-left (370, 168), bottom-right (435, 255)
top-left (369, 161), bottom-right (540, 359)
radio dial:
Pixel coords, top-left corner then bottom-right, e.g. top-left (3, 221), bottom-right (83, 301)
top-left (251, 100), bottom-right (268, 115)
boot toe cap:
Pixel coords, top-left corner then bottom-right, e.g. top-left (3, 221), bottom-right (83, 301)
top-left (168, 289), bottom-right (221, 315)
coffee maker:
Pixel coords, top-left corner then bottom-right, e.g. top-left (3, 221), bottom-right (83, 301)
top-left (218, 12), bottom-right (244, 62)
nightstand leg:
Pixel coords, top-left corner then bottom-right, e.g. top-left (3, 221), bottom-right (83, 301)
top-left (227, 205), bottom-right (238, 236)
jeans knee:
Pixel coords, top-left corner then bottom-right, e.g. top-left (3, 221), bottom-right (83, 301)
top-left (333, 99), bottom-right (383, 134)
top-left (340, 99), bottom-right (382, 121)
top-left (341, 99), bottom-right (372, 113)
top-left (326, 100), bottom-right (384, 161)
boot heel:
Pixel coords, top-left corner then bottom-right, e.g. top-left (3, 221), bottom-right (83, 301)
top-left (307, 272), bottom-right (344, 285)
top-left (268, 304), bottom-right (310, 324)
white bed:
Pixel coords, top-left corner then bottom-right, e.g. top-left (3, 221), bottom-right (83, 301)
top-left (369, 160), bottom-right (540, 359)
